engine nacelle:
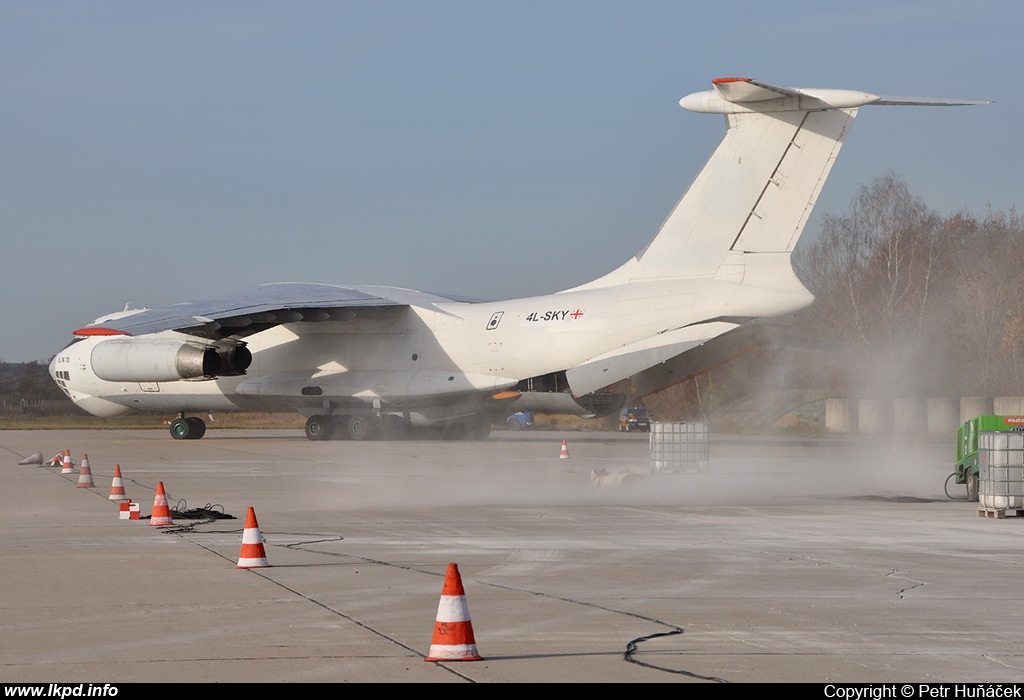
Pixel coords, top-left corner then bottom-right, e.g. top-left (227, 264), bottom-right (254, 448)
top-left (91, 339), bottom-right (221, 382)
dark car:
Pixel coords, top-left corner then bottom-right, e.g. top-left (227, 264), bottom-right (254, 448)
top-left (618, 406), bottom-right (651, 432)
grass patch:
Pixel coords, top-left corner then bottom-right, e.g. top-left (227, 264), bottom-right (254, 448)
top-left (531, 414), bottom-right (618, 431)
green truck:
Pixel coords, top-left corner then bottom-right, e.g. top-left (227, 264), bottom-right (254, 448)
top-left (955, 414), bottom-right (1024, 500)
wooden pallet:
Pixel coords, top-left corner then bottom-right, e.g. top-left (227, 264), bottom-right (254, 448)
top-left (978, 507), bottom-right (1024, 519)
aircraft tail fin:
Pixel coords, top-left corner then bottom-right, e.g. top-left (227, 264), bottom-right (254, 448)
top-left (571, 78), bottom-right (987, 291)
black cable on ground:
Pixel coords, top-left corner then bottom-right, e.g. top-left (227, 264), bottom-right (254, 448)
top-left (170, 499), bottom-right (236, 520)
top-left (625, 629), bottom-right (730, 682)
top-left (143, 500), bottom-right (237, 532)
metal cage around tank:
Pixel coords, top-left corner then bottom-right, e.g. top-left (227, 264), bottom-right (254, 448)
top-left (649, 421), bottom-right (709, 475)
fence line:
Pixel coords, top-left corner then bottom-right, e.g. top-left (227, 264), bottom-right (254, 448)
top-left (0, 397), bottom-right (79, 415)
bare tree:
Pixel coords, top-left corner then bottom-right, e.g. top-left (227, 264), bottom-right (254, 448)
top-left (792, 173), bottom-right (949, 396)
top-left (941, 209), bottom-right (1024, 394)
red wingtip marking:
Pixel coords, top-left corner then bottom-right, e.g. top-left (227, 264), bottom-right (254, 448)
top-left (73, 328), bottom-right (128, 337)
top-left (711, 77), bottom-right (752, 84)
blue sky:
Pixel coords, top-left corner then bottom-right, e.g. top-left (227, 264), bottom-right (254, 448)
top-left (1, 1), bottom-right (1020, 362)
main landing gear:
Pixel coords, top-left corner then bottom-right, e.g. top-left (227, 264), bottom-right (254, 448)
top-left (304, 414), bottom-right (378, 441)
top-left (169, 414), bottom-right (206, 440)
top-left (303, 414), bottom-right (492, 441)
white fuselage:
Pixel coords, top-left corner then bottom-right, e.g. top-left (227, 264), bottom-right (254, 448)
top-left (51, 274), bottom-right (812, 421)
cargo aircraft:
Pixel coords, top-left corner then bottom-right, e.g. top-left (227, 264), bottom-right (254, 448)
top-left (50, 78), bottom-right (986, 440)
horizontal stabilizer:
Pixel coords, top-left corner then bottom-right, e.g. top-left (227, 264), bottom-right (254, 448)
top-left (874, 95), bottom-right (992, 106)
top-left (681, 77), bottom-right (990, 114)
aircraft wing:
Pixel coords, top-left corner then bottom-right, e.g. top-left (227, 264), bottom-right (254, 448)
top-left (74, 283), bottom-right (478, 340)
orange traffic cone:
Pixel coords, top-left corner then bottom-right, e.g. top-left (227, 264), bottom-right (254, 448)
top-left (61, 449), bottom-right (75, 474)
top-left (108, 464), bottom-right (128, 501)
top-left (76, 454), bottom-right (95, 488)
top-left (425, 563), bottom-right (482, 662)
top-left (236, 507), bottom-right (270, 569)
top-left (18, 451), bottom-right (43, 465)
top-left (559, 439), bottom-right (570, 459)
top-left (149, 481), bottom-right (173, 526)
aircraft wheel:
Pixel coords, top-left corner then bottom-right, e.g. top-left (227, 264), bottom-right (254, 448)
top-left (346, 415), bottom-right (375, 441)
top-left (170, 418), bottom-right (191, 440)
top-left (967, 471), bottom-right (980, 502)
top-left (304, 415), bottom-right (331, 441)
top-left (186, 416), bottom-right (206, 439)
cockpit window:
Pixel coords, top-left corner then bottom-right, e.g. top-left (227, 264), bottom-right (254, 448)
top-left (58, 337), bottom-right (85, 352)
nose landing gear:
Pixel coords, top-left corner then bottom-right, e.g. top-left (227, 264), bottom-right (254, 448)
top-left (170, 414), bottom-right (207, 440)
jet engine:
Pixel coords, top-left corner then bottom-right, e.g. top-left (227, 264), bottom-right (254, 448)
top-left (213, 343), bottom-right (252, 377)
top-left (90, 339), bottom-right (250, 382)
